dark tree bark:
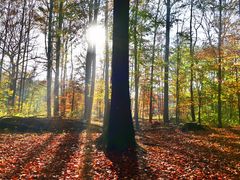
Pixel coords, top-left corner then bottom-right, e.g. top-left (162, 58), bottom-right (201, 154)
top-left (54, 0), bottom-right (63, 117)
top-left (106, 0), bottom-right (136, 151)
top-left (163, 0), bottom-right (171, 124)
top-left (47, 0), bottom-right (54, 118)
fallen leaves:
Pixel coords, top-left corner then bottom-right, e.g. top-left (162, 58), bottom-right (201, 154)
top-left (0, 126), bottom-right (240, 179)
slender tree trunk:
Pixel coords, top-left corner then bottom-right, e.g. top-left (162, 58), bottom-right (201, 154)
top-left (12, 0), bottom-right (27, 107)
top-left (88, 0), bottom-right (100, 123)
top-left (149, 0), bottom-right (161, 124)
top-left (106, 0), bottom-right (136, 151)
top-left (217, 0), bottom-right (223, 128)
top-left (47, 0), bottom-right (54, 118)
top-left (234, 59), bottom-right (240, 123)
top-left (190, 0), bottom-right (196, 122)
top-left (21, 32), bottom-right (30, 111)
top-left (9, 58), bottom-right (16, 107)
top-left (70, 43), bottom-right (75, 117)
top-left (19, 7), bottom-right (32, 110)
top-left (61, 37), bottom-right (68, 117)
top-left (0, 2), bottom-right (11, 83)
top-left (164, 0), bottom-right (171, 124)
top-left (133, 0), bottom-right (140, 130)
top-left (197, 80), bottom-right (203, 124)
top-left (54, 0), bottom-right (63, 117)
top-left (175, 20), bottom-right (180, 124)
top-left (103, 0), bottom-right (110, 136)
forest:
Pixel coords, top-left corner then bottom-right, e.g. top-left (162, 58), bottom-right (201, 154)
top-left (0, 0), bottom-right (240, 179)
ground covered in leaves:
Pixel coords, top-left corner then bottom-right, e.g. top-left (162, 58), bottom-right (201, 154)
top-left (0, 118), bottom-right (239, 179)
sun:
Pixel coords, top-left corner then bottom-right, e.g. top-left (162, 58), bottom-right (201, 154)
top-left (86, 25), bottom-right (105, 48)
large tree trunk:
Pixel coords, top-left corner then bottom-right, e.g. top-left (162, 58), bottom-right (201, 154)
top-left (163, 0), bottom-right (171, 124)
top-left (106, 0), bottom-right (136, 151)
top-left (54, 0), bottom-right (63, 117)
top-left (47, 0), bottom-right (54, 118)
top-left (217, 0), bottom-right (223, 128)
top-left (84, 0), bottom-right (94, 122)
top-left (133, 0), bottom-right (140, 130)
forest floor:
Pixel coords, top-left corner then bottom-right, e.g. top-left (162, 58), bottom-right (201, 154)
top-left (0, 118), bottom-right (240, 179)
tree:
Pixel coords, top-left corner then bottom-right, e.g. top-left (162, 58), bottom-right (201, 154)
top-left (103, 0), bottom-right (110, 135)
top-left (88, 0), bottom-right (101, 123)
top-left (163, 0), bottom-right (171, 124)
top-left (106, 0), bottom-right (136, 151)
top-left (54, 0), bottom-right (64, 117)
top-left (189, 0), bottom-right (196, 122)
top-left (0, 1), bottom-right (11, 83)
top-left (149, 0), bottom-right (161, 124)
top-left (133, 0), bottom-right (140, 130)
top-left (84, 0), bottom-right (100, 123)
top-left (175, 19), bottom-right (181, 124)
top-left (47, 0), bottom-right (54, 118)
top-left (217, 0), bottom-right (223, 128)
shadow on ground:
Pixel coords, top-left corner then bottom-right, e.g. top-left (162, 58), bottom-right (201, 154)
top-left (0, 117), bottom-right (102, 133)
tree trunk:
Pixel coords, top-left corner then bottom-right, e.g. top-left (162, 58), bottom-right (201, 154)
top-left (133, 0), bottom-right (140, 130)
top-left (149, 0), bottom-right (161, 124)
top-left (217, 0), bottom-right (223, 128)
top-left (19, 5), bottom-right (32, 110)
top-left (0, 2), bottom-right (11, 83)
top-left (163, 0), bottom-right (171, 124)
top-left (47, 0), bottom-right (54, 118)
top-left (175, 20), bottom-right (180, 124)
top-left (103, 0), bottom-right (110, 136)
top-left (88, 0), bottom-right (100, 123)
top-left (190, 0), bottom-right (196, 122)
top-left (54, 0), bottom-right (63, 117)
top-left (106, 0), bottom-right (136, 151)
top-left (12, 0), bottom-right (27, 107)
top-left (84, 0), bottom-right (94, 122)
top-left (61, 36), bottom-right (68, 117)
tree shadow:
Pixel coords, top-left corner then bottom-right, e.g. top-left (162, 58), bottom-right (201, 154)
top-left (0, 117), bottom-right (86, 133)
top-left (95, 135), bottom-right (158, 179)
top-left (3, 133), bottom-right (56, 179)
top-left (226, 127), bottom-right (240, 137)
top-left (39, 132), bottom-right (81, 179)
top-left (105, 145), bottom-right (158, 179)
top-left (81, 129), bottom-right (95, 179)
top-left (139, 131), bottom-right (240, 178)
